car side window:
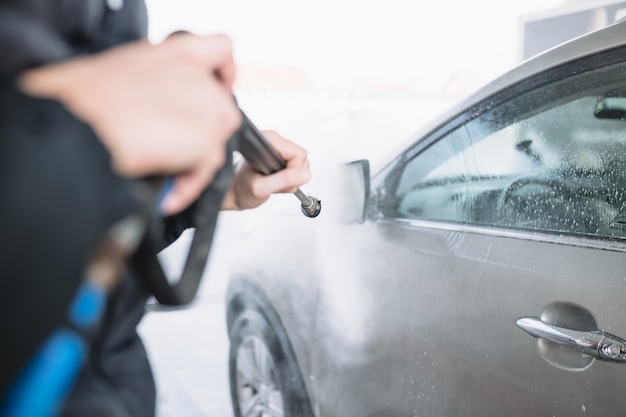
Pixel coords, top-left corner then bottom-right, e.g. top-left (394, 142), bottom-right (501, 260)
top-left (390, 62), bottom-right (626, 240)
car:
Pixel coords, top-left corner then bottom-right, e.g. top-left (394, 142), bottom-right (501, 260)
top-left (224, 18), bottom-right (626, 417)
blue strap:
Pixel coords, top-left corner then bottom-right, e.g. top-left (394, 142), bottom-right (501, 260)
top-left (1, 281), bottom-right (107, 417)
top-left (1, 330), bottom-right (86, 417)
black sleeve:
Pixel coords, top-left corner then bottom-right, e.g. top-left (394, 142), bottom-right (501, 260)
top-left (0, 78), bottom-right (139, 394)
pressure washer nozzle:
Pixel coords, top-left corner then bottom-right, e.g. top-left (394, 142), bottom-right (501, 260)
top-left (301, 195), bottom-right (322, 218)
top-left (293, 189), bottom-right (321, 218)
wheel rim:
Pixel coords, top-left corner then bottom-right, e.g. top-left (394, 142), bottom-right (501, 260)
top-left (235, 335), bottom-right (284, 417)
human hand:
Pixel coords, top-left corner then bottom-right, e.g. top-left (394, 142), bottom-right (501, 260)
top-left (18, 33), bottom-right (241, 215)
top-left (221, 130), bottom-right (311, 211)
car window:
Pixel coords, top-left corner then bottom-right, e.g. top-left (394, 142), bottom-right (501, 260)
top-left (389, 61), bottom-right (626, 240)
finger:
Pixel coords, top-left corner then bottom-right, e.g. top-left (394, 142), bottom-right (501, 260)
top-left (262, 130), bottom-right (308, 168)
top-left (198, 34), bottom-right (237, 88)
top-left (165, 30), bottom-right (191, 39)
top-left (188, 34), bottom-right (237, 88)
top-left (162, 33), bottom-right (237, 88)
top-left (251, 166), bottom-right (311, 197)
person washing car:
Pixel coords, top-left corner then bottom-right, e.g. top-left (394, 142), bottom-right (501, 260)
top-left (0, 0), bottom-right (311, 415)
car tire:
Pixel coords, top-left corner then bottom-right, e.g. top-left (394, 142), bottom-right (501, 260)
top-left (228, 307), bottom-right (314, 417)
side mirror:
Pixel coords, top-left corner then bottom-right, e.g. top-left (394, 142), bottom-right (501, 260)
top-left (338, 159), bottom-right (370, 223)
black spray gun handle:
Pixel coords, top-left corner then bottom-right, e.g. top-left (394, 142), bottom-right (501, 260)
top-left (237, 110), bottom-right (321, 218)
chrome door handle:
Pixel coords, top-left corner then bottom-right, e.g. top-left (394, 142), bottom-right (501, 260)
top-left (517, 317), bottom-right (626, 363)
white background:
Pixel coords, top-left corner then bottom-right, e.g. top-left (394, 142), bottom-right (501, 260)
top-left (144, 0), bottom-right (563, 90)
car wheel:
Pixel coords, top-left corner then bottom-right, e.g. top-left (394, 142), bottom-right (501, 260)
top-left (229, 308), bottom-right (314, 417)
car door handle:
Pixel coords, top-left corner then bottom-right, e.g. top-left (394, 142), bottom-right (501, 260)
top-left (516, 317), bottom-right (626, 363)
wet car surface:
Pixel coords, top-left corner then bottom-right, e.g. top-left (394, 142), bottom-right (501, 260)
top-left (225, 19), bottom-right (626, 417)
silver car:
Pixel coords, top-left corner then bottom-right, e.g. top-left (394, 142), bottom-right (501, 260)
top-left (225, 18), bottom-right (626, 417)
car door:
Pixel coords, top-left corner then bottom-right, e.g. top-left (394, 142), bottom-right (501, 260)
top-left (311, 48), bottom-right (626, 416)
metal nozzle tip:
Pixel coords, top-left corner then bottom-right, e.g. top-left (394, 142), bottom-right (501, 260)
top-left (301, 196), bottom-right (321, 218)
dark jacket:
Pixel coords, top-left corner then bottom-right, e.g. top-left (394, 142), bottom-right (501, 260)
top-left (0, 1), bottom-right (176, 416)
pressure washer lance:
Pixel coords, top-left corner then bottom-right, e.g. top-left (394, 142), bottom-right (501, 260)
top-left (236, 110), bottom-right (321, 218)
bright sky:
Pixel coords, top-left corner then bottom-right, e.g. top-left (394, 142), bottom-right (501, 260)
top-left (144, 0), bottom-right (565, 90)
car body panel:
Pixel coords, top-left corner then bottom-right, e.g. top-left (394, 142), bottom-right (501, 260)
top-left (310, 220), bottom-right (626, 416)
